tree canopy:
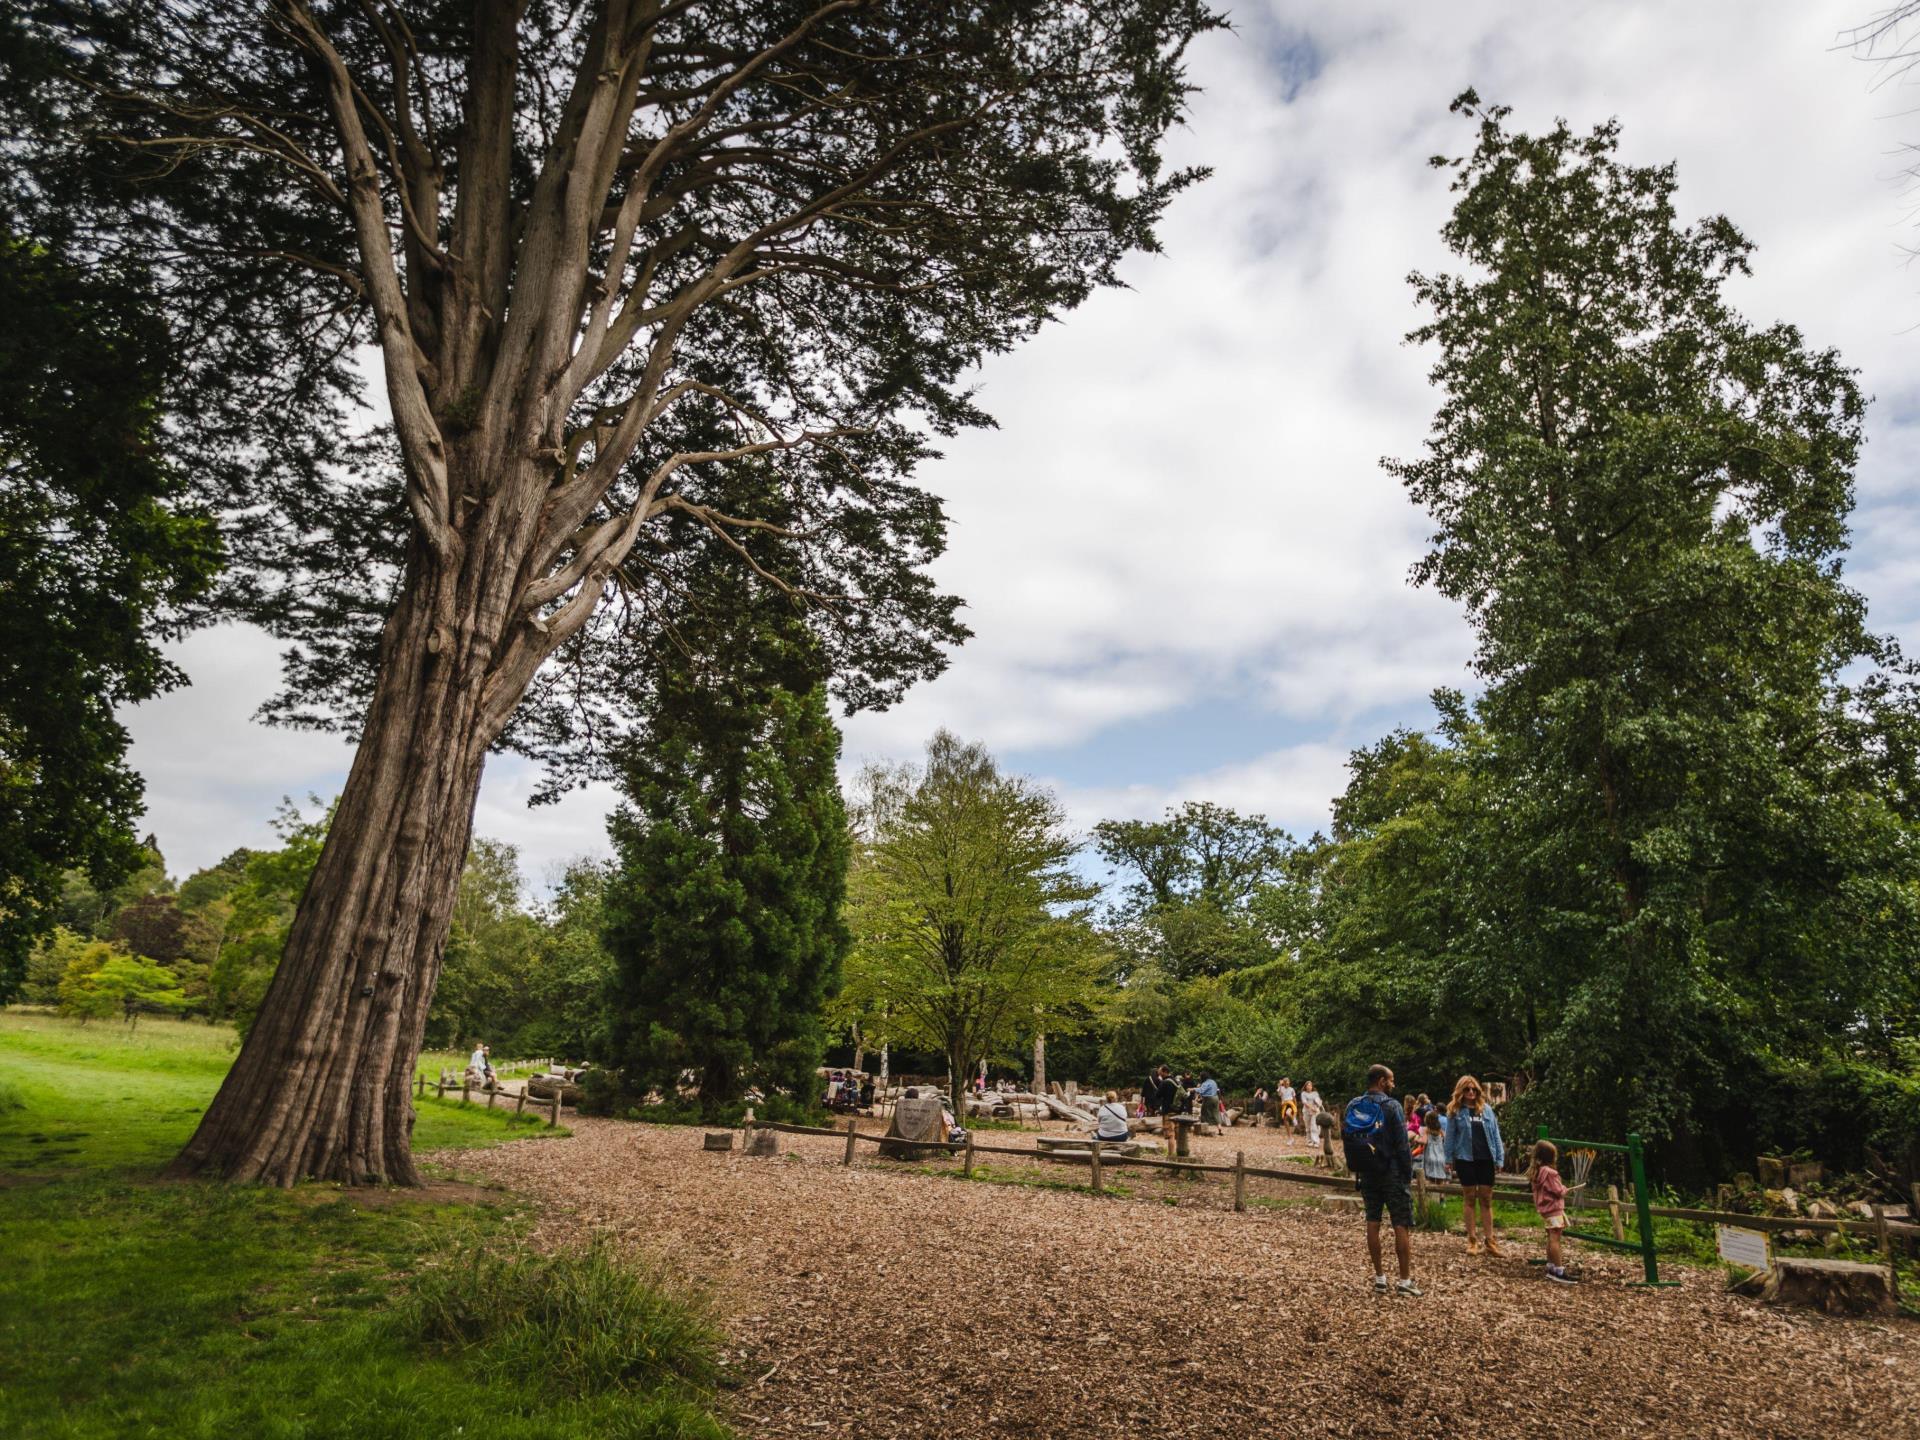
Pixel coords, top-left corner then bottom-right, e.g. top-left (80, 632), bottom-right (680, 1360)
top-left (0, 237), bottom-right (219, 1000)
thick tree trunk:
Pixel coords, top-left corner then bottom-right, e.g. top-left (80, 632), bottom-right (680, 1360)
top-left (1032, 1030), bottom-right (1046, 1095)
top-left (171, 492), bottom-right (531, 1186)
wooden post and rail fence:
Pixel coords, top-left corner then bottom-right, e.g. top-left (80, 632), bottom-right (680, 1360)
top-left (748, 1118), bottom-right (1919, 1273)
top-left (415, 1068), bottom-right (565, 1128)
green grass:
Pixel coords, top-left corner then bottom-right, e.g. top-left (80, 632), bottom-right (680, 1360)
top-left (0, 1012), bottom-right (561, 1174)
top-left (0, 1010), bottom-right (731, 1439)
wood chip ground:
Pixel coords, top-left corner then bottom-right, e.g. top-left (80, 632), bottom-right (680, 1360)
top-left (450, 1118), bottom-right (1920, 1439)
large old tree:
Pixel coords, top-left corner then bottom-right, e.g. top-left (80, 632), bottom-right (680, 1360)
top-left (7, 0), bottom-right (1220, 1183)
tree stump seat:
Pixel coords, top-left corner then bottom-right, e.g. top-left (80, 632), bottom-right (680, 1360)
top-left (1760, 1258), bottom-right (1896, 1317)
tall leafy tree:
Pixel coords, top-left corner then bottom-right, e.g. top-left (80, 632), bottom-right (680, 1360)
top-left (600, 501), bottom-right (850, 1119)
top-left (842, 731), bottom-right (1106, 1096)
top-left (8, 0), bottom-right (1221, 1184)
top-left (1386, 95), bottom-right (1920, 1174)
top-left (0, 237), bottom-right (218, 1001)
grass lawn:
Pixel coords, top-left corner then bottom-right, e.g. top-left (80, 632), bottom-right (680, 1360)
top-left (0, 1011), bottom-right (731, 1440)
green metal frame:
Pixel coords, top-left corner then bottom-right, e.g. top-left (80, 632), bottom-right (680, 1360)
top-left (1536, 1126), bottom-right (1680, 1287)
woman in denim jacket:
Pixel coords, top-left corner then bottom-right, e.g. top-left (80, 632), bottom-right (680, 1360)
top-left (1445, 1075), bottom-right (1505, 1255)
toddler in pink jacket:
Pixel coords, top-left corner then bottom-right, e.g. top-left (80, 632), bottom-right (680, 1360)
top-left (1531, 1140), bottom-right (1576, 1284)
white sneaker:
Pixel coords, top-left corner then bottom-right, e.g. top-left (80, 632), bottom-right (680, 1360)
top-left (1396, 1278), bottom-right (1424, 1297)
top-left (1372, 1274), bottom-right (1389, 1294)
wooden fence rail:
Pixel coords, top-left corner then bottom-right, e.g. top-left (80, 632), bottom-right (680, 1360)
top-left (747, 1120), bottom-right (1920, 1243)
top-left (415, 1070), bottom-right (565, 1128)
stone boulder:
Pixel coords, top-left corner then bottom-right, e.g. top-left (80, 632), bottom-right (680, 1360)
top-left (703, 1131), bottom-right (734, 1152)
top-left (1759, 1258), bottom-right (1896, 1317)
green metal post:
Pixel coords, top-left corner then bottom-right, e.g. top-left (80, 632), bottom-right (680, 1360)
top-left (1625, 1133), bottom-right (1674, 1287)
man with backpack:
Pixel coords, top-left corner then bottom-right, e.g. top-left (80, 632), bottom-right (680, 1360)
top-left (1343, 1064), bottom-right (1421, 1297)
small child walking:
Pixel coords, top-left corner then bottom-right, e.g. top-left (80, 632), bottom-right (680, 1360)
top-left (1531, 1140), bottom-right (1576, 1284)
top-left (1421, 1110), bottom-right (1449, 1184)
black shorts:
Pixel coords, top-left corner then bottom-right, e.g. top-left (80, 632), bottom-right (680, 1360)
top-left (1455, 1159), bottom-right (1497, 1188)
top-left (1358, 1168), bottom-right (1412, 1226)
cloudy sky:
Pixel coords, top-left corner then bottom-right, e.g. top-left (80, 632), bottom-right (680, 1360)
top-left (126, 0), bottom-right (1920, 890)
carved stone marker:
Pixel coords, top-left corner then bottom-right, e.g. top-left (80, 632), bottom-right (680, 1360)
top-left (703, 1132), bottom-right (734, 1152)
top-left (879, 1092), bottom-right (946, 1160)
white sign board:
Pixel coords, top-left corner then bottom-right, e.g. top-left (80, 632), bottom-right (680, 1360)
top-left (1716, 1225), bottom-right (1771, 1272)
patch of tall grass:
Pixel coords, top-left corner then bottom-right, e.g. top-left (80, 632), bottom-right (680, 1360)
top-left (398, 1233), bottom-right (725, 1402)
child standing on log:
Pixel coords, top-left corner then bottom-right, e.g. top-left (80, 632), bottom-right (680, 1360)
top-left (1531, 1140), bottom-right (1576, 1284)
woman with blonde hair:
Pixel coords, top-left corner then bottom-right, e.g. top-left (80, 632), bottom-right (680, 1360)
top-left (1444, 1074), bottom-right (1505, 1255)
top-left (1094, 1089), bottom-right (1132, 1144)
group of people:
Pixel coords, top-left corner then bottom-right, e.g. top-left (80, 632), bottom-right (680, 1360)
top-left (1342, 1065), bottom-right (1578, 1297)
top-left (824, 1070), bottom-right (874, 1111)
top-left (465, 1043), bottom-right (495, 1088)
top-left (1249, 1078), bottom-right (1326, 1138)
top-left (1138, 1065), bottom-right (1222, 1125)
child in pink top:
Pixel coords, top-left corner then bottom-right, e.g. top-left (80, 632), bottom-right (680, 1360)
top-left (1531, 1140), bottom-right (1575, 1284)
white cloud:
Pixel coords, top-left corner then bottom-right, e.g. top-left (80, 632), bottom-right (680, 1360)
top-left (1049, 741), bottom-right (1358, 845)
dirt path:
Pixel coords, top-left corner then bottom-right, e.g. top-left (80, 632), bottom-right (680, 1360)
top-left (452, 1118), bottom-right (1919, 1440)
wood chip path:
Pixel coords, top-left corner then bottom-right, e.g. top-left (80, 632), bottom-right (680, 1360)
top-left (451, 1118), bottom-right (1919, 1439)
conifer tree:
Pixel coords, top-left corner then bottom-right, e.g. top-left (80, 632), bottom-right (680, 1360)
top-left (600, 479), bottom-right (849, 1119)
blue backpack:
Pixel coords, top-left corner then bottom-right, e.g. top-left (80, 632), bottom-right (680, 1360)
top-left (1342, 1092), bottom-right (1389, 1174)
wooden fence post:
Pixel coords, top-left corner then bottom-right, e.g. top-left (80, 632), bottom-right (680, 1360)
top-left (1088, 1141), bottom-right (1103, 1195)
top-left (461, 1078), bottom-right (471, 1105)
top-left (436, 1077), bottom-right (446, 1100)
top-left (963, 1131), bottom-right (976, 1178)
top-left (415, 1073), bottom-right (424, 1099)
top-left (844, 1118), bottom-right (858, 1167)
top-left (549, 1090), bottom-right (561, 1127)
top-left (1607, 1185), bottom-right (1626, 1244)
top-left (1415, 1168), bottom-right (1427, 1223)
top-left (515, 1089), bottom-right (528, 1116)
top-left (1233, 1150), bottom-right (1246, 1213)
top-left (1875, 1207), bottom-right (1900, 1304)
